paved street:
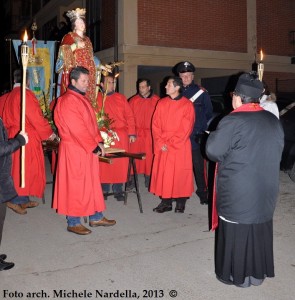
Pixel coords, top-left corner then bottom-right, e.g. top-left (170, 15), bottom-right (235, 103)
top-left (1, 157), bottom-right (295, 300)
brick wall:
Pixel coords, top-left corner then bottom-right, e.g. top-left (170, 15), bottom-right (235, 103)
top-left (101, 0), bottom-right (115, 50)
top-left (138, 0), bottom-right (247, 52)
top-left (264, 72), bottom-right (295, 93)
top-left (257, 0), bottom-right (295, 57)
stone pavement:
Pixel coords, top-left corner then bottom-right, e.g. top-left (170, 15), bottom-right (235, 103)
top-left (0, 157), bottom-right (294, 300)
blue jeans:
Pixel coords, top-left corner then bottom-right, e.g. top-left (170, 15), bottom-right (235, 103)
top-left (10, 196), bottom-right (29, 205)
top-left (67, 212), bottom-right (103, 227)
top-left (102, 183), bottom-right (123, 194)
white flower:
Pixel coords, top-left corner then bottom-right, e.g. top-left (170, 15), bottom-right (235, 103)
top-left (100, 130), bottom-right (119, 148)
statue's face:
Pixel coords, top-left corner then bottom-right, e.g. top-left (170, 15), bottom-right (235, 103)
top-left (74, 18), bottom-right (85, 33)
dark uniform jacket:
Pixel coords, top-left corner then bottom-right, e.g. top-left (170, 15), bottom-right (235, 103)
top-left (183, 82), bottom-right (213, 149)
top-left (206, 108), bottom-right (284, 224)
top-left (0, 118), bottom-right (25, 203)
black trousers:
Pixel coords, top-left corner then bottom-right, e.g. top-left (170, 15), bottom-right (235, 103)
top-left (0, 202), bottom-right (7, 247)
top-left (192, 147), bottom-right (208, 200)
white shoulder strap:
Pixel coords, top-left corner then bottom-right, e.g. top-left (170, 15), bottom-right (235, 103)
top-left (190, 89), bottom-right (204, 102)
top-left (279, 101), bottom-right (295, 117)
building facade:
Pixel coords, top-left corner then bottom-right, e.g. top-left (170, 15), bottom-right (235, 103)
top-left (2, 0), bottom-right (295, 98)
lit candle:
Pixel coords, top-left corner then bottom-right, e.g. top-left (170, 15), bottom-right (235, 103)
top-left (114, 72), bottom-right (120, 91)
top-left (20, 30), bottom-right (29, 187)
top-left (258, 49), bottom-right (264, 81)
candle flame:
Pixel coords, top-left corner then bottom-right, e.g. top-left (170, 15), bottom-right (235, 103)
top-left (260, 49), bottom-right (263, 61)
top-left (23, 30), bottom-right (28, 42)
top-left (114, 73), bottom-right (120, 78)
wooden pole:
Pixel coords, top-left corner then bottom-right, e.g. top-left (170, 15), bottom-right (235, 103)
top-left (20, 30), bottom-right (29, 188)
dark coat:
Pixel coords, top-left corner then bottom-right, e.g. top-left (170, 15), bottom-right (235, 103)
top-left (182, 82), bottom-right (213, 149)
top-left (206, 109), bottom-right (284, 224)
top-left (0, 118), bottom-right (25, 203)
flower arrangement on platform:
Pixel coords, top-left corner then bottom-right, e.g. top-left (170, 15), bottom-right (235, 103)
top-left (96, 108), bottom-right (119, 147)
top-left (93, 60), bottom-right (124, 148)
top-left (95, 86), bottom-right (119, 148)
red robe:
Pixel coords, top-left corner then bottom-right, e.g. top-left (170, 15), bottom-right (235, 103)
top-left (2, 86), bottom-right (53, 197)
top-left (53, 89), bottom-right (105, 216)
top-left (58, 32), bottom-right (96, 104)
top-left (150, 96), bottom-right (195, 198)
top-left (96, 92), bottom-right (136, 183)
top-left (129, 93), bottom-right (160, 175)
top-left (0, 93), bottom-right (9, 117)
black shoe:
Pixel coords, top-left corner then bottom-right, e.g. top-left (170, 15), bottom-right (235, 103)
top-left (103, 191), bottom-right (108, 201)
top-left (115, 193), bottom-right (125, 201)
top-left (0, 254), bottom-right (7, 260)
top-left (144, 175), bottom-right (150, 188)
top-left (0, 259), bottom-right (14, 271)
top-left (153, 202), bottom-right (172, 213)
top-left (175, 206), bottom-right (185, 213)
top-left (175, 198), bottom-right (186, 213)
top-left (216, 275), bottom-right (234, 285)
top-left (116, 196), bottom-right (125, 201)
top-left (200, 198), bottom-right (208, 205)
top-left (197, 189), bottom-right (208, 205)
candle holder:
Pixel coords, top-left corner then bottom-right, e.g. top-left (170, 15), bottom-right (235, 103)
top-left (258, 49), bottom-right (264, 81)
top-left (258, 62), bottom-right (264, 81)
top-left (21, 42), bottom-right (29, 69)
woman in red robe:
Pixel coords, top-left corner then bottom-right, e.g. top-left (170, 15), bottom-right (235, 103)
top-left (150, 76), bottom-right (195, 213)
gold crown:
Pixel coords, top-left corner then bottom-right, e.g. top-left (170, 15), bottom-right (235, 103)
top-left (66, 8), bottom-right (86, 22)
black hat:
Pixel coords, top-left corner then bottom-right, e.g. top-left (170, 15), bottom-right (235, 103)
top-left (176, 61), bottom-right (195, 73)
top-left (234, 72), bottom-right (264, 99)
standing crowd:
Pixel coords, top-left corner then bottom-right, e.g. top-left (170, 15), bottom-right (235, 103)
top-left (0, 6), bottom-right (284, 290)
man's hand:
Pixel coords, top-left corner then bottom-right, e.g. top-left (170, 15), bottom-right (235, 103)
top-left (97, 143), bottom-right (106, 157)
top-left (48, 133), bottom-right (57, 141)
top-left (19, 131), bottom-right (29, 144)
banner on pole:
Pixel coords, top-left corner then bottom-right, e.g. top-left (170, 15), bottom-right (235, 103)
top-left (12, 40), bottom-right (56, 107)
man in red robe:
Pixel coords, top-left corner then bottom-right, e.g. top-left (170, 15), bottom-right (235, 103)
top-left (96, 74), bottom-right (136, 201)
top-left (2, 69), bottom-right (55, 215)
top-left (129, 78), bottom-right (160, 188)
top-left (53, 67), bottom-right (116, 235)
top-left (150, 76), bottom-right (195, 213)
